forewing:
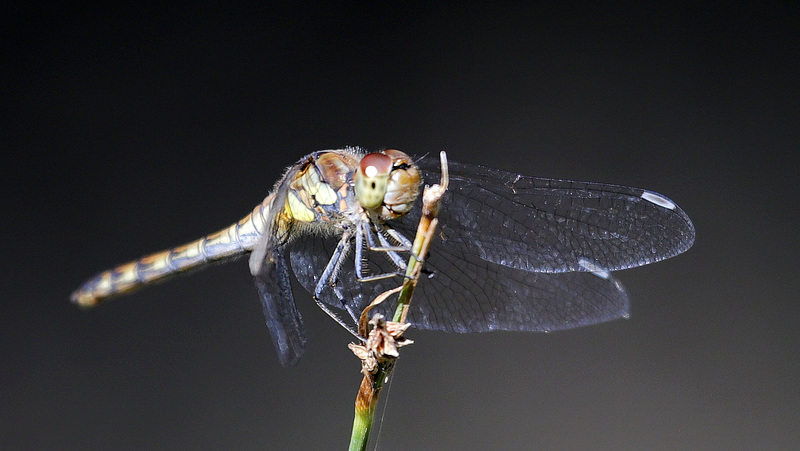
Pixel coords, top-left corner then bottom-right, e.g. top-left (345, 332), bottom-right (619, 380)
top-left (414, 157), bottom-right (695, 273)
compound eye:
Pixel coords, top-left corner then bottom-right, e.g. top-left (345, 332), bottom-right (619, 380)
top-left (355, 153), bottom-right (392, 210)
top-left (360, 153), bottom-right (393, 178)
top-left (380, 149), bottom-right (421, 218)
top-left (382, 148), bottom-right (412, 166)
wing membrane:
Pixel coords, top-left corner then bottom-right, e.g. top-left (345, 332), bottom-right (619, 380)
top-left (414, 157), bottom-right (695, 273)
top-left (288, 156), bottom-right (693, 333)
top-left (252, 247), bottom-right (306, 365)
top-left (289, 233), bottom-right (629, 333)
top-left (249, 173), bottom-right (307, 366)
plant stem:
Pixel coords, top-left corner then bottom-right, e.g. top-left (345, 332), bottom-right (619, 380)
top-left (348, 152), bottom-right (449, 450)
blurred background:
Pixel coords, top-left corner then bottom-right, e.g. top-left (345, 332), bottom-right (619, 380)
top-left (4, 3), bottom-right (798, 449)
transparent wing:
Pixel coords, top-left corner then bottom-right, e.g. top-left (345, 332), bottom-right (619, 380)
top-left (251, 245), bottom-right (306, 365)
top-left (415, 157), bottom-right (695, 274)
top-left (289, 233), bottom-right (629, 332)
top-left (289, 156), bottom-right (692, 333)
top-left (249, 175), bottom-right (307, 366)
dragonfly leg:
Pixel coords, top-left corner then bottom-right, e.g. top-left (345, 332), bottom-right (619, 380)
top-left (382, 225), bottom-right (412, 249)
top-left (310, 230), bottom-right (363, 340)
top-left (354, 221), bottom-right (408, 283)
top-left (373, 226), bottom-right (410, 270)
top-left (345, 303), bottom-right (361, 327)
top-left (370, 219), bottom-right (423, 267)
top-left (381, 224), bottom-right (431, 265)
top-left (311, 294), bottom-right (362, 340)
top-left (314, 230), bottom-right (352, 300)
top-left (354, 223), bottom-right (369, 280)
top-left (364, 219), bottom-right (411, 252)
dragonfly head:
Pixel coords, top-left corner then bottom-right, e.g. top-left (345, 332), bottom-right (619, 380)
top-left (355, 149), bottom-right (421, 220)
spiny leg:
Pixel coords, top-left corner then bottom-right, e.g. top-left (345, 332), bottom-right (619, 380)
top-left (371, 222), bottom-right (411, 269)
top-left (312, 230), bottom-right (362, 339)
top-left (311, 296), bottom-right (362, 340)
top-left (354, 221), bottom-right (410, 283)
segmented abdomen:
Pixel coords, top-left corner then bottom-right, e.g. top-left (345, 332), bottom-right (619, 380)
top-left (71, 195), bottom-right (273, 307)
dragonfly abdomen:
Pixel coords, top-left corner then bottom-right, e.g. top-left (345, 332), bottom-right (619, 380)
top-left (71, 196), bottom-right (273, 307)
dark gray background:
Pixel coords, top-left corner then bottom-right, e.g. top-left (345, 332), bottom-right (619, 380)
top-left (4, 3), bottom-right (798, 449)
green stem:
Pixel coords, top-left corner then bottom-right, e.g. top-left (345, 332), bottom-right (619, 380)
top-left (348, 152), bottom-right (448, 450)
top-left (349, 364), bottom-right (390, 451)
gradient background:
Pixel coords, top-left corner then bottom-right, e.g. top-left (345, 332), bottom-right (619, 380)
top-left (4, 3), bottom-right (798, 449)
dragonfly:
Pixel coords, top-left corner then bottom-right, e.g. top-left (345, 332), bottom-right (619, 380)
top-left (72, 147), bottom-right (695, 365)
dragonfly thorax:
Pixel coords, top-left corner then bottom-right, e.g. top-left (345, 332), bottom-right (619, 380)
top-left (355, 149), bottom-right (421, 221)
